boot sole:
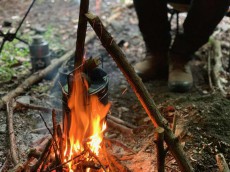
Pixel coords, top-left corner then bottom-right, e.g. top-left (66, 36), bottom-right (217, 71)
top-left (168, 81), bottom-right (192, 93)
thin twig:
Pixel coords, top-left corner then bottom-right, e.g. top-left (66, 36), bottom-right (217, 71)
top-left (31, 139), bottom-right (52, 172)
top-left (6, 99), bottom-right (19, 165)
top-left (85, 145), bottom-right (106, 172)
top-left (47, 150), bottom-right (86, 172)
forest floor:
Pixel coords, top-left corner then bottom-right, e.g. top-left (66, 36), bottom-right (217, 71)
top-left (0, 0), bottom-right (230, 171)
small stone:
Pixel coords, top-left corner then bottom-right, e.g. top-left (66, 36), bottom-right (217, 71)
top-left (16, 96), bottom-right (31, 104)
top-left (0, 124), bottom-right (6, 133)
top-left (202, 90), bottom-right (208, 94)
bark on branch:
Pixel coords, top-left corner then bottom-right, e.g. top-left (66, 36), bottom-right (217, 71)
top-left (6, 99), bottom-right (19, 166)
top-left (85, 12), bottom-right (193, 172)
top-left (154, 127), bottom-right (166, 172)
top-left (75, 0), bottom-right (89, 68)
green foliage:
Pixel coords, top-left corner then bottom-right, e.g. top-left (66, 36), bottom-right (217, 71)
top-left (0, 40), bottom-right (30, 83)
top-left (43, 25), bottom-right (62, 49)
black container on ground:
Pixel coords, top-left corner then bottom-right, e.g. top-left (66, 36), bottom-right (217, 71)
top-left (29, 35), bottom-right (50, 72)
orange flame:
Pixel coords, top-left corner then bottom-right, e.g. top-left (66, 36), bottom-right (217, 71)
top-left (63, 69), bottom-right (110, 171)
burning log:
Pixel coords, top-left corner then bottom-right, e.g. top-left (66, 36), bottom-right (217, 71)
top-left (6, 99), bottom-right (19, 166)
top-left (30, 138), bottom-right (52, 172)
top-left (85, 12), bottom-right (193, 172)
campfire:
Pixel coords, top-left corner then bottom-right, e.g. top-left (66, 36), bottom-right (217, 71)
top-left (62, 65), bottom-right (111, 171)
top-left (3, 1), bottom-right (195, 171)
top-left (30, 62), bottom-right (111, 171)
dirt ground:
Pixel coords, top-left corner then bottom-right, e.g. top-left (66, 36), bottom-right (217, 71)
top-left (0, 0), bottom-right (230, 171)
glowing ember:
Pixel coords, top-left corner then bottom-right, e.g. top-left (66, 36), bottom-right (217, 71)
top-left (63, 69), bottom-right (110, 171)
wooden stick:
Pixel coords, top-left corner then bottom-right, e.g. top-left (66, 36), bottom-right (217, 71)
top-left (6, 99), bottom-right (19, 166)
top-left (208, 50), bottom-right (215, 91)
top-left (15, 100), bottom-right (62, 115)
top-left (57, 124), bottom-right (63, 162)
top-left (30, 126), bottom-right (53, 134)
top-left (103, 145), bottom-right (131, 172)
top-left (154, 127), bottom-right (166, 172)
top-left (107, 119), bottom-right (133, 136)
top-left (104, 138), bottom-right (135, 154)
top-left (107, 115), bottom-right (136, 129)
top-left (210, 38), bottom-right (230, 98)
top-left (85, 12), bottom-right (193, 172)
top-left (215, 153), bottom-right (230, 172)
top-left (74, 0), bottom-right (89, 68)
top-left (0, 49), bottom-right (75, 110)
top-left (30, 139), bottom-right (52, 172)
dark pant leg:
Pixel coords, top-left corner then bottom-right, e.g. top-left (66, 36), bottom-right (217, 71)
top-left (133, 0), bottom-right (170, 53)
top-left (171, 0), bottom-right (230, 59)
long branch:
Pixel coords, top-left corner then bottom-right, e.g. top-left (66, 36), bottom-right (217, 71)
top-left (75, 0), bottom-right (89, 68)
top-left (85, 12), bottom-right (193, 172)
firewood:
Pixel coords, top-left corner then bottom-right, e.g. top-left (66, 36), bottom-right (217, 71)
top-left (47, 150), bottom-right (86, 172)
top-left (6, 99), bottom-right (19, 166)
top-left (30, 126), bottom-right (53, 134)
top-left (82, 161), bottom-right (101, 170)
top-left (107, 115), bottom-right (136, 129)
top-left (154, 127), bottom-right (166, 172)
top-left (30, 138), bottom-right (52, 172)
top-left (57, 124), bottom-right (63, 162)
top-left (31, 134), bottom-right (50, 148)
top-left (85, 12), bottom-right (193, 172)
top-left (28, 148), bottom-right (42, 159)
top-left (215, 153), bottom-right (230, 172)
top-left (102, 144), bottom-right (131, 172)
top-left (15, 100), bottom-right (62, 115)
top-left (107, 119), bottom-right (133, 136)
top-left (85, 145), bottom-right (106, 172)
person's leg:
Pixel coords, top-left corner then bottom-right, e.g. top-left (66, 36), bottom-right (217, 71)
top-left (171, 0), bottom-right (230, 57)
top-left (133, 0), bottom-right (170, 81)
top-left (168, 0), bottom-right (230, 92)
top-left (133, 0), bottom-right (170, 53)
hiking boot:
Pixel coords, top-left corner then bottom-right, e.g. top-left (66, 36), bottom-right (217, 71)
top-left (134, 52), bottom-right (168, 81)
top-left (168, 56), bottom-right (193, 92)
